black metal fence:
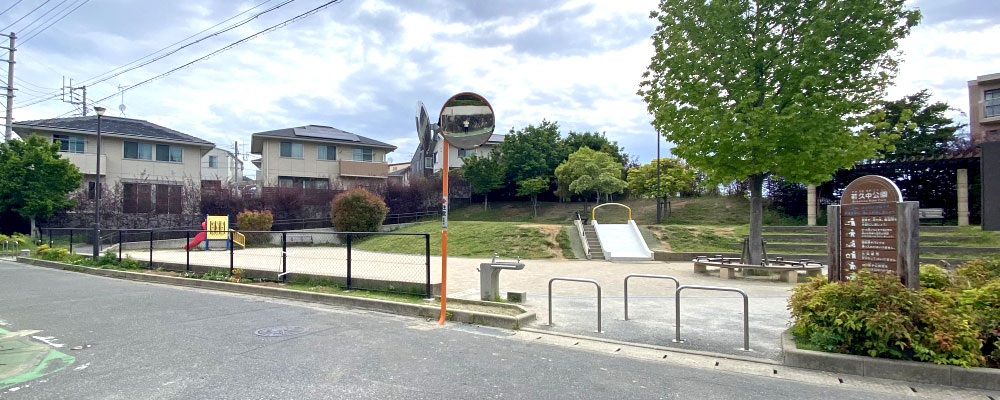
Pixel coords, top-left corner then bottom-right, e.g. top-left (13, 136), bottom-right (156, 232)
top-left (37, 227), bottom-right (433, 296)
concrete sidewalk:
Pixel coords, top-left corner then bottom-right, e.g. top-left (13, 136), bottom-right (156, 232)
top-left (124, 247), bottom-right (797, 360)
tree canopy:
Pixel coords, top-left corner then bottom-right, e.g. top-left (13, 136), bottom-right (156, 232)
top-left (562, 131), bottom-right (625, 165)
top-left (875, 89), bottom-right (966, 158)
top-left (555, 147), bottom-right (626, 204)
top-left (516, 177), bottom-right (549, 217)
top-left (461, 152), bottom-right (506, 209)
top-left (499, 120), bottom-right (566, 184)
top-left (626, 158), bottom-right (698, 199)
top-left (0, 135), bottom-right (83, 234)
top-left (638, 0), bottom-right (919, 263)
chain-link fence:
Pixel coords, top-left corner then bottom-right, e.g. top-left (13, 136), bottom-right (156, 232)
top-left (38, 227), bottom-right (432, 296)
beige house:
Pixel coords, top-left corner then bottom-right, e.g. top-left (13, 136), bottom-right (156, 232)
top-left (249, 125), bottom-right (396, 189)
top-left (968, 73), bottom-right (1000, 145)
top-left (201, 147), bottom-right (244, 190)
top-left (13, 116), bottom-right (214, 214)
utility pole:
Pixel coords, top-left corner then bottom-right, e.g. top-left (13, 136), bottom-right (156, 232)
top-left (656, 129), bottom-right (662, 224)
top-left (61, 77), bottom-right (87, 116)
top-left (3, 32), bottom-right (14, 141)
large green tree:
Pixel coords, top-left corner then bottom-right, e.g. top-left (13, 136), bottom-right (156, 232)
top-left (516, 177), bottom-right (549, 217)
top-left (555, 147), bottom-right (626, 205)
top-left (562, 131), bottom-right (625, 165)
top-left (0, 135), bottom-right (83, 236)
top-left (462, 152), bottom-right (506, 210)
top-left (499, 120), bottom-right (566, 184)
top-left (875, 89), bottom-right (965, 158)
top-left (639, 0), bottom-right (919, 264)
top-left (626, 158), bottom-right (698, 219)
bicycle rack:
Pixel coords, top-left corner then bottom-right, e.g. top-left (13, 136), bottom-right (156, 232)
top-left (673, 285), bottom-right (750, 351)
top-left (623, 274), bottom-right (679, 320)
top-left (547, 277), bottom-right (603, 333)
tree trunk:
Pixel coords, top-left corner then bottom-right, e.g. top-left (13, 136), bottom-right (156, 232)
top-left (531, 195), bottom-right (537, 218)
top-left (748, 174), bottom-right (766, 265)
top-left (484, 193), bottom-right (489, 210)
top-left (30, 217), bottom-right (38, 239)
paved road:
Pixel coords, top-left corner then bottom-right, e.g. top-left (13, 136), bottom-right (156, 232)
top-left (0, 260), bottom-right (960, 399)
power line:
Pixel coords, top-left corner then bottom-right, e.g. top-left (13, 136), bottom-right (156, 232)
top-left (0, 0), bottom-right (52, 32)
top-left (91, 0), bottom-right (343, 105)
top-left (77, 0), bottom-right (296, 90)
top-left (0, 0), bottom-right (26, 19)
top-left (12, 0), bottom-right (282, 105)
top-left (19, 0), bottom-right (89, 45)
top-left (14, 0), bottom-right (71, 37)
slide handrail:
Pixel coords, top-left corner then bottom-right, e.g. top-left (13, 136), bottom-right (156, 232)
top-left (592, 202), bottom-right (632, 221)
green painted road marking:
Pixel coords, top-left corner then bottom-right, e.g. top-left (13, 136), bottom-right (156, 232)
top-left (0, 327), bottom-right (76, 390)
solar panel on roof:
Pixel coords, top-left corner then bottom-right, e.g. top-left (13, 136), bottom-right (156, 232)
top-left (293, 126), bottom-right (360, 142)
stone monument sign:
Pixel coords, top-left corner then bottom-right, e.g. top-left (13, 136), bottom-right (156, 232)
top-left (827, 175), bottom-right (919, 288)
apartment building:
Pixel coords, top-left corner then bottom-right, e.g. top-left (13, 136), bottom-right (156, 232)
top-left (968, 73), bottom-right (1000, 145)
top-left (13, 116), bottom-right (214, 214)
top-left (249, 125), bottom-right (396, 189)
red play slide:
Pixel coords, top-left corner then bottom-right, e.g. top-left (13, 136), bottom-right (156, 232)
top-left (184, 221), bottom-right (208, 250)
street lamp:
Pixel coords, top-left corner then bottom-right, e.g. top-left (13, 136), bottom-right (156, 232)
top-left (92, 106), bottom-right (105, 259)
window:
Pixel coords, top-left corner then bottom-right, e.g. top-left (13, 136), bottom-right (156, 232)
top-left (318, 145), bottom-right (337, 160)
top-left (424, 156), bottom-right (433, 169)
top-left (314, 179), bottom-right (329, 190)
top-left (123, 183), bottom-right (154, 213)
top-left (986, 89), bottom-right (1000, 118)
top-left (458, 149), bottom-right (469, 158)
top-left (53, 135), bottom-right (85, 153)
top-left (352, 148), bottom-right (373, 162)
top-left (154, 185), bottom-right (184, 214)
top-left (208, 155), bottom-right (218, 168)
top-left (280, 142), bottom-right (303, 158)
top-left (124, 183), bottom-right (180, 213)
top-left (123, 141), bottom-right (152, 160)
top-left (277, 176), bottom-right (327, 189)
top-left (155, 144), bottom-right (183, 162)
top-left (87, 181), bottom-right (102, 200)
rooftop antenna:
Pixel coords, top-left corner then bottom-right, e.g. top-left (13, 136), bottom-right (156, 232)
top-left (117, 85), bottom-right (127, 116)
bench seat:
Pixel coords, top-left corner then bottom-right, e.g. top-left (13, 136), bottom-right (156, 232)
top-left (693, 260), bottom-right (822, 284)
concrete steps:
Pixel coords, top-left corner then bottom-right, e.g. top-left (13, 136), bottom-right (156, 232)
top-left (582, 225), bottom-right (604, 260)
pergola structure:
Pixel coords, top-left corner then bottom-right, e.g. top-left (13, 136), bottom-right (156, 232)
top-left (806, 148), bottom-right (981, 226)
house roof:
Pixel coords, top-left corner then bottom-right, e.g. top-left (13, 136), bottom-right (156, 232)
top-left (250, 124), bottom-right (397, 153)
top-left (13, 116), bottom-right (214, 146)
top-left (486, 133), bottom-right (505, 143)
top-left (389, 165), bottom-right (410, 176)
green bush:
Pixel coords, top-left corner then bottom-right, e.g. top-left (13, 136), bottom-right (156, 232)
top-left (919, 264), bottom-right (951, 290)
top-left (958, 280), bottom-right (1000, 366)
top-left (330, 188), bottom-right (389, 234)
top-left (789, 271), bottom-right (984, 367)
top-left (38, 246), bottom-right (70, 261)
top-left (954, 258), bottom-right (1000, 288)
top-left (237, 209), bottom-right (274, 245)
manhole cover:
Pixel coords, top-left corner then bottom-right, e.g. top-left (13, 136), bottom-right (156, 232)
top-left (254, 326), bottom-right (307, 337)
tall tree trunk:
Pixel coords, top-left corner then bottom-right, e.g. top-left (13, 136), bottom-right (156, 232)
top-left (532, 195), bottom-right (538, 218)
top-left (484, 193), bottom-right (489, 210)
top-left (748, 174), bottom-right (766, 265)
top-left (30, 216), bottom-right (38, 239)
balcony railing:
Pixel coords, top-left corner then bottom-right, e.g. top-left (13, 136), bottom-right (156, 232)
top-left (339, 160), bottom-right (388, 178)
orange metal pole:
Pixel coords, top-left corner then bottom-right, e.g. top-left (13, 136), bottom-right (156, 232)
top-left (437, 142), bottom-right (449, 325)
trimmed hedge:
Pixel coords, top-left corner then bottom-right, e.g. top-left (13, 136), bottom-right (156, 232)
top-left (330, 188), bottom-right (389, 234)
top-left (237, 209), bottom-right (274, 245)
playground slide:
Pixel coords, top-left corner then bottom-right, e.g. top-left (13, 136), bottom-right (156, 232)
top-left (592, 219), bottom-right (653, 261)
top-left (184, 232), bottom-right (206, 251)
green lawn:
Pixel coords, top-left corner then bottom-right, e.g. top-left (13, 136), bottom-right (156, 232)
top-left (355, 221), bottom-right (563, 259)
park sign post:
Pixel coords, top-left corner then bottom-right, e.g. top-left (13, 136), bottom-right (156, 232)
top-left (433, 92), bottom-right (496, 325)
top-left (826, 175), bottom-right (919, 288)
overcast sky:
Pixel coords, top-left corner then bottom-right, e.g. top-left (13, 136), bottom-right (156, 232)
top-left (4, 0), bottom-right (998, 177)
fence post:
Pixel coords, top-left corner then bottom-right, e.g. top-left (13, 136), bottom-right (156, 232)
top-left (48, 229), bottom-right (52, 248)
top-left (425, 234), bottom-right (431, 298)
top-left (118, 230), bottom-right (122, 262)
top-left (281, 232), bottom-right (287, 282)
top-left (185, 230), bottom-right (190, 273)
top-left (229, 230), bottom-right (234, 276)
top-left (148, 230), bottom-right (153, 269)
top-left (69, 230), bottom-right (74, 254)
top-left (346, 234), bottom-right (352, 290)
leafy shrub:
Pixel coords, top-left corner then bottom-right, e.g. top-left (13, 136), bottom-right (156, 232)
top-left (119, 256), bottom-right (142, 270)
top-left (954, 258), bottom-right (1000, 288)
top-left (236, 209), bottom-right (274, 245)
top-left (330, 188), bottom-right (389, 234)
top-left (38, 246), bottom-right (70, 261)
top-left (958, 280), bottom-right (1000, 366)
top-left (789, 271), bottom-right (984, 367)
top-left (0, 233), bottom-right (28, 247)
top-left (919, 264), bottom-right (951, 290)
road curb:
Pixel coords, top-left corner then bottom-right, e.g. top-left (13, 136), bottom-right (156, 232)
top-left (781, 329), bottom-right (1000, 391)
top-left (15, 257), bottom-right (535, 331)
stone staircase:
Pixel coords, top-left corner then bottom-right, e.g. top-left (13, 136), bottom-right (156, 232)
top-left (582, 225), bottom-right (604, 260)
